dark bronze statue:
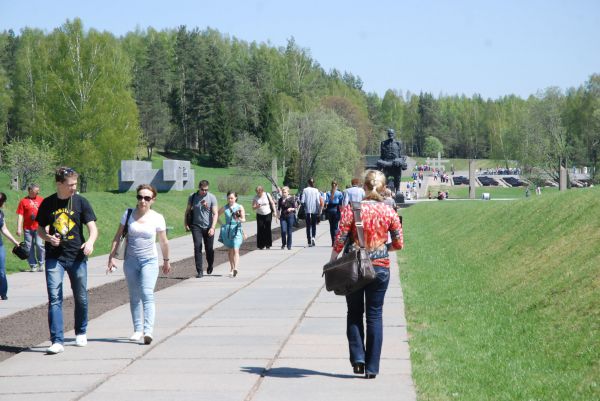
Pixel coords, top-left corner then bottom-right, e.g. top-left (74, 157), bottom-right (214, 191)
top-left (376, 129), bottom-right (407, 192)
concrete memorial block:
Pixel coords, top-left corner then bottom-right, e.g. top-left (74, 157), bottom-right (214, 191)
top-left (118, 159), bottom-right (195, 192)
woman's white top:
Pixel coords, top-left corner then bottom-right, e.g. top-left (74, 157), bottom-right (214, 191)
top-left (253, 193), bottom-right (272, 215)
top-left (121, 209), bottom-right (166, 259)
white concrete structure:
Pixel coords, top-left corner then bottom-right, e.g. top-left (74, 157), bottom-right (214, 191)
top-left (118, 159), bottom-right (195, 192)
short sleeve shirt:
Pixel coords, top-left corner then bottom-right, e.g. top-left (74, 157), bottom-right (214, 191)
top-left (36, 194), bottom-right (97, 262)
top-left (16, 195), bottom-right (44, 230)
top-left (121, 209), bottom-right (166, 259)
top-left (189, 191), bottom-right (218, 228)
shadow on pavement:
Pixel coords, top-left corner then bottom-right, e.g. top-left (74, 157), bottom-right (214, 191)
top-left (241, 366), bottom-right (356, 379)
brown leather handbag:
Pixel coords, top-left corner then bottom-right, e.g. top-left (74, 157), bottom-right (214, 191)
top-left (322, 202), bottom-right (376, 296)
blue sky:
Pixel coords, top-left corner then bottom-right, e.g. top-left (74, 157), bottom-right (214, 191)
top-left (1, 0), bottom-right (598, 99)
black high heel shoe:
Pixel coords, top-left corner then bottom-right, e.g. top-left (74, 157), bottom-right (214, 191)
top-left (352, 363), bottom-right (365, 374)
top-left (365, 373), bottom-right (377, 379)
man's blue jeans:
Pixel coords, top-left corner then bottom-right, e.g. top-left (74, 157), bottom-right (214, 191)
top-left (124, 255), bottom-right (159, 335)
top-left (45, 258), bottom-right (88, 344)
top-left (0, 245), bottom-right (7, 298)
top-left (345, 266), bottom-right (390, 375)
top-left (280, 214), bottom-right (295, 249)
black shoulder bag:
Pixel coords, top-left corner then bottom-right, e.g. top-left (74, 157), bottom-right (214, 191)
top-left (185, 193), bottom-right (196, 227)
top-left (322, 202), bottom-right (376, 296)
top-left (114, 208), bottom-right (133, 260)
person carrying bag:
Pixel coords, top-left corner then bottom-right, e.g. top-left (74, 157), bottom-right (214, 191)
top-left (327, 170), bottom-right (403, 379)
top-left (322, 202), bottom-right (375, 295)
top-left (114, 208), bottom-right (133, 260)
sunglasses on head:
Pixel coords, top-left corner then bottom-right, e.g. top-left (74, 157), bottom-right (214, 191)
top-left (59, 167), bottom-right (75, 175)
top-left (136, 195), bottom-right (153, 202)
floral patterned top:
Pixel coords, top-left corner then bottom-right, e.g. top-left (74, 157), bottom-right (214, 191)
top-left (333, 201), bottom-right (403, 268)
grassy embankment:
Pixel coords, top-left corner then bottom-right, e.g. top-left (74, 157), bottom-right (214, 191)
top-left (399, 187), bottom-right (599, 401)
top-left (0, 153), bottom-right (278, 273)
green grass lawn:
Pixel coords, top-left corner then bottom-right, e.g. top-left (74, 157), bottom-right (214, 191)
top-left (399, 187), bottom-right (599, 401)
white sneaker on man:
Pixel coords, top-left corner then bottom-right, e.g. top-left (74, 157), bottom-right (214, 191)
top-left (75, 334), bottom-right (87, 347)
top-left (29, 265), bottom-right (37, 272)
top-left (46, 343), bottom-right (64, 354)
top-left (129, 332), bottom-right (143, 341)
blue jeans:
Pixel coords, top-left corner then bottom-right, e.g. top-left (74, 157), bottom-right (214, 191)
top-left (280, 214), bottom-right (295, 249)
top-left (24, 229), bottom-right (45, 267)
top-left (327, 209), bottom-right (341, 244)
top-left (0, 245), bottom-right (7, 298)
top-left (45, 259), bottom-right (88, 344)
top-left (346, 266), bottom-right (390, 375)
top-left (124, 255), bottom-right (159, 335)
top-left (305, 213), bottom-right (318, 242)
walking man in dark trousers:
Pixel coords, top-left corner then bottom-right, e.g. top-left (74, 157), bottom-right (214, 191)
top-left (185, 180), bottom-right (218, 278)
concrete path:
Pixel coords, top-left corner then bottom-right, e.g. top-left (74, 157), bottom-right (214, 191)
top-left (0, 226), bottom-right (416, 401)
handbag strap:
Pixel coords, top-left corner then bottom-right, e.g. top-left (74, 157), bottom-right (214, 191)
top-left (123, 208), bottom-right (133, 237)
top-left (351, 202), bottom-right (366, 249)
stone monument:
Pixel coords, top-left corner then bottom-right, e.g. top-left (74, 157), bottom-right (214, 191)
top-left (118, 159), bottom-right (195, 192)
top-left (376, 128), bottom-right (408, 196)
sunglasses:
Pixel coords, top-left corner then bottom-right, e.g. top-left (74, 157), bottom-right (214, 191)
top-left (136, 195), bottom-right (154, 202)
top-left (58, 167), bottom-right (76, 176)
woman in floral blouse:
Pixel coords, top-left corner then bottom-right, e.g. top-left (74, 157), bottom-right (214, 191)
top-left (329, 170), bottom-right (403, 379)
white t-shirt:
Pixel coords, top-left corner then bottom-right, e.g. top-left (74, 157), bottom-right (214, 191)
top-left (253, 193), bottom-right (272, 215)
top-left (121, 209), bottom-right (166, 259)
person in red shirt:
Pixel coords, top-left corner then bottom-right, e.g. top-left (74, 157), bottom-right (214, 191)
top-left (329, 170), bottom-right (403, 379)
top-left (16, 184), bottom-right (45, 272)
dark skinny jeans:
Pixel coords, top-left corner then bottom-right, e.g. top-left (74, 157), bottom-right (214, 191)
top-left (190, 225), bottom-right (214, 274)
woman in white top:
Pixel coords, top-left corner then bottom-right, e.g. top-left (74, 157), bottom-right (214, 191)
top-left (107, 184), bottom-right (171, 345)
top-left (252, 186), bottom-right (277, 250)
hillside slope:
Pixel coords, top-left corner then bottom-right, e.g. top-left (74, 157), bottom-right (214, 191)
top-left (400, 189), bottom-right (599, 401)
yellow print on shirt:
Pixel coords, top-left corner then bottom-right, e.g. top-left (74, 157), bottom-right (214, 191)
top-left (53, 208), bottom-right (75, 240)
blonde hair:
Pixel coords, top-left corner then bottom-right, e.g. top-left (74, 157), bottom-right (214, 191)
top-left (363, 170), bottom-right (386, 201)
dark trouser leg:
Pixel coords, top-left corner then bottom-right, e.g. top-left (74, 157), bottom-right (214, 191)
top-left (328, 210), bottom-right (340, 244)
top-left (346, 287), bottom-right (366, 367)
top-left (305, 214), bottom-right (313, 242)
top-left (263, 212), bottom-right (272, 248)
top-left (190, 225), bottom-right (204, 274)
top-left (256, 213), bottom-right (272, 249)
top-left (305, 213), bottom-right (317, 243)
top-left (285, 214), bottom-right (294, 249)
top-left (364, 267), bottom-right (390, 375)
top-left (202, 227), bottom-right (214, 270)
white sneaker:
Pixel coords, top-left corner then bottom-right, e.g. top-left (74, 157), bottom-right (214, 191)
top-left (75, 334), bottom-right (87, 347)
top-left (29, 265), bottom-right (37, 272)
top-left (46, 343), bottom-right (64, 354)
top-left (37, 264), bottom-right (45, 272)
top-left (143, 333), bottom-right (153, 345)
top-left (129, 331), bottom-right (143, 341)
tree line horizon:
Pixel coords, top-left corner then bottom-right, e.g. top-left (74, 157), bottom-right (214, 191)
top-left (0, 18), bottom-right (598, 190)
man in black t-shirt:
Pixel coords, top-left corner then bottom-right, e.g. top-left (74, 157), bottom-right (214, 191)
top-left (36, 167), bottom-right (98, 355)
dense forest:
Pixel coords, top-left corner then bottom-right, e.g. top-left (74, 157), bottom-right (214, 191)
top-left (0, 19), bottom-right (599, 189)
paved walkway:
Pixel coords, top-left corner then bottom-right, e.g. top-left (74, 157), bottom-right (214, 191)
top-left (0, 224), bottom-right (416, 401)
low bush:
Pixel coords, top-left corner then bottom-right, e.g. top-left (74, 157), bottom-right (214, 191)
top-left (216, 175), bottom-right (253, 195)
